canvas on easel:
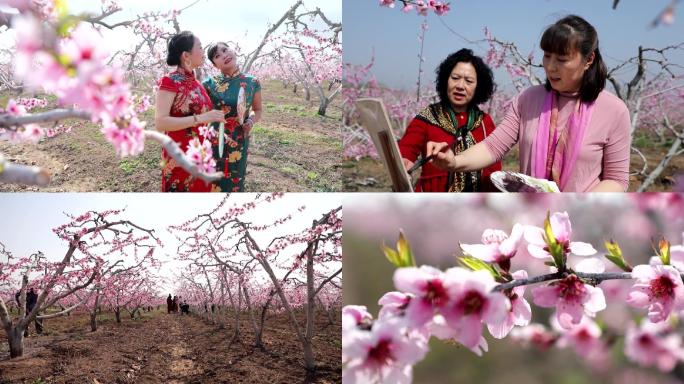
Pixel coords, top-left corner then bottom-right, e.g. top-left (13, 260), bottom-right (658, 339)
top-left (354, 98), bottom-right (413, 192)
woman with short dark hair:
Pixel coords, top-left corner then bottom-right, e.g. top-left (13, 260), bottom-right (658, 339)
top-left (428, 15), bottom-right (631, 192)
top-left (399, 48), bottom-right (501, 192)
top-left (154, 31), bottom-right (226, 192)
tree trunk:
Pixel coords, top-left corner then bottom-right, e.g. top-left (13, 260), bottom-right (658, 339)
top-left (305, 86), bottom-right (311, 101)
top-left (318, 297), bottom-right (334, 326)
top-left (242, 286), bottom-right (262, 348)
top-left (231, 282), bottom-right (242, 343)
top-left (317, 98), bottom-right (329, 116)
top-left (8, 327), bottom-right (24, 358)
top-left (90, 311), bottom-right (97, 332)
top-left (257, 294), bottom-right (274, 347)
top-left (304, 242), bottom-right (316, 371)
top-left (115, 308), bottom-right (121, 324)
top-left (638, 135), bottom-right (682, 192)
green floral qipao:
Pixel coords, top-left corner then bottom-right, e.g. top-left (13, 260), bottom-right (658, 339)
top-left (202, 73), bottom-right (261, 192)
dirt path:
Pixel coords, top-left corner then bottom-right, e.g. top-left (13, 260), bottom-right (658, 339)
top-left (0, 309), bottom-right (341, 383)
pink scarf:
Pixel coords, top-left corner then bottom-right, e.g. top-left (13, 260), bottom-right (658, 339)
top-left (531, 91), bottom-right (595, 191)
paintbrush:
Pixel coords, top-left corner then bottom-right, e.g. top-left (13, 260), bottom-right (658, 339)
top-left (407, 154), bottom-right (435, 175)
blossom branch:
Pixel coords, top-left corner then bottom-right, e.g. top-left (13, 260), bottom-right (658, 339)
top-left (0, 155), bottom-right (50, 186)
top-left (492, 271), bottom-right (679, 292)
top-left (143, 130), bottom-right (222, 184)
top-left (0, 109), bottom-right (92, 128)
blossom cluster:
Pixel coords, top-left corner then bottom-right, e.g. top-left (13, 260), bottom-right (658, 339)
top-left (379, 0), bottom-right (451, 16)
top-left (0, 1), bottom-right (216, 174)
top-left (343, 211), bottom-right (684, 383)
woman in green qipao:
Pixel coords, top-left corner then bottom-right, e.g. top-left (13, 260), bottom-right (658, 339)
top-left (203, 42), bottom-right (263, 192)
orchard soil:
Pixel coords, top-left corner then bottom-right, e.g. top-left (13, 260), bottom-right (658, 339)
top-left (0, 309), bottom-right (341, 383)
top-left (0, 80), bottom-right (343, 192)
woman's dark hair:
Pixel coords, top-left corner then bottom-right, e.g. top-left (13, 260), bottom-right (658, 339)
top-left (206, 42), bottom-right (229, 64)
top-left (540, 15), bottom-right (607, 102)
top-left (435, 48), bottom-right (494, 107)
top-left (166, 31), bottom-right (196, 66)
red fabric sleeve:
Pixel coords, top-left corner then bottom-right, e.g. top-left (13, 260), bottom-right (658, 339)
top-left (158, 76), bottom-right (179, 93)
top-left (398, 117), bottom-right (427, 162)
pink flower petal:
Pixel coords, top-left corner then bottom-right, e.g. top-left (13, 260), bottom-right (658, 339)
top-left (457, 315), bottom-right (483, 348)
top-left (512, 297), bottom-right (532, 326)
top-left (550, 212), bottom-right (572, 243)
top-left (557, 301), bottom-right (584, 329)
top-left (405, 298), bottom-right (435, 327)
top-left (487, 315), bottom-right (514, 339)
top-left (460, 243), bottom-right (499, 262)
top-left (484, 292), bottom-right (510, 324)
top-left (527, 244), bottom-right (551, 259)
top-left (531, 285), bottom-right (559, 307)
top-left (569, 241), bottom-right (597, 256)
top-left (499, 223), bottom-right (524, 257)
top-left (583, 285), bottom-right (607, 314)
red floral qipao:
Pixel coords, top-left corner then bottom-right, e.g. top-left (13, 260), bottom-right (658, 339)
top-left (157, 68), bottom-right (214, 192)
top-left (398, 103), bottom-right (501, 192)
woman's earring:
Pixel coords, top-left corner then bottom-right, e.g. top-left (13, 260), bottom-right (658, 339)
top-left (185, 59), bottom-right (192, 69)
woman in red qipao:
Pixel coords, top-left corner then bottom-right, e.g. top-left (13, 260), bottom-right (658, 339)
top-left (155, 31), bottom-right (226, 192)
top-left (399, 48), bottom-right (501, 192)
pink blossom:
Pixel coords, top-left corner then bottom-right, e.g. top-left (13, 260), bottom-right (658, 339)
top-left (625, 321), bottom-right (684, 372)
top-left (5, 99), bottom-right (27, 116)
top-left (552, 315), bottom-right (603, 357)
top-left (185, 137), bottom-right (216, 174)
top-left (343, 317), bottom-right (428, 384)
top-left (487, 270), bottom-right (531, 338)
top-left (343, 305), bottom-right (373, 331)
top-left (100, 116), bottom-right (145, 157)
top-left (379, 0), bottom-right (395, 8)
top-left (393, 266), bottom-right (451, 327)
top-left (440, 268), bottom-right (510, 349)
top-left (510, 323), bottom-right (557, 351)
top-left (60, 24), bottom-right (109, 70)
top-left (401, 4), bottom-right (414, 13)
top-left (198, 125), bottom-right (216, 140)
top-left (626, 264), bottom-right (684, 323)
top-left (433, 2), bottom-right (450, 15)
top-left (525, 211), bottom-right (597, 259)
top-left (531, 274), bottom-right (606, 329)
top-left (1, 0), bottom-right (32, 11)
top-left (378, 291), bottom-right (411, 319)
top-left (20, 124), bottom-right (44, 143)
top-left (460, 223), bottom-right (523, 268)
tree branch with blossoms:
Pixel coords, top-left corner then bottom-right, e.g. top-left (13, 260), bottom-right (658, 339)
top-left (0, 1), bottom-right (223, 187)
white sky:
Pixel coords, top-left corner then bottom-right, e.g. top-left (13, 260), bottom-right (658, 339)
top-left (0, 193), bottom-right (342, 293)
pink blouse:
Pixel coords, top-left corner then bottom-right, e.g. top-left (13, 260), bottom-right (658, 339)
top-left (483, 85), bottom-right (631, 192)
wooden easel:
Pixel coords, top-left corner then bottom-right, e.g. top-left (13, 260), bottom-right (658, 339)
top-left (355, 98), bottom-right (413, 192)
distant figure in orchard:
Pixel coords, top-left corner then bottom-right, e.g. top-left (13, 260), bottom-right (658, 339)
top-left (203, 42), bottom-right (263, 192)
top-left (399, 48), bottom-right (502, 192)
top-left (167, 294), bottom-right (173, 314)
top-left (155, 31), bottom-right (226, 192)
top-left (15, 288), bottom-right (43, 337)
top-left (172, 295), bottom-right (179, 313)
top-left (427, 15), bottom-right (631, 192)
top-left (180, 301), bottom-right (190, 315)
